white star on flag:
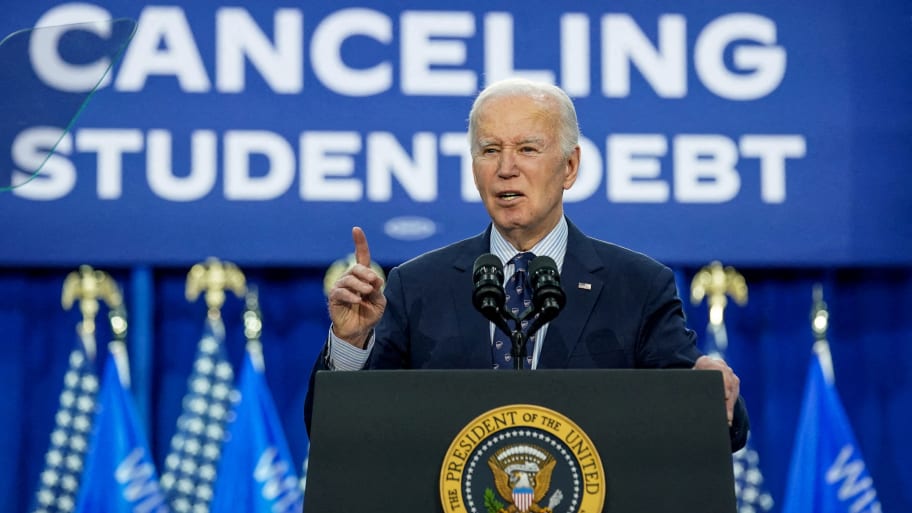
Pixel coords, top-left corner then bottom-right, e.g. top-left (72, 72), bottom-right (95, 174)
top-left (31, 331), bottom-right (99, 513)
top-left (160, 318), bottom-right (239, 513)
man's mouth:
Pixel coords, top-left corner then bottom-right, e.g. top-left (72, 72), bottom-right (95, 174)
top-left (497, 192), bottom-right (523, 200)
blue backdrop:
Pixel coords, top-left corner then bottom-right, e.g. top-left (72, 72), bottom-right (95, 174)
top-left (1, 0), bottom-right (910, 266)
top-left (1, 1), bottom-right (910, 512)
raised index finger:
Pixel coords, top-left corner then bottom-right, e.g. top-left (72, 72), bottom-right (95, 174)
top-left (352, 226), bottom-right (371, 267)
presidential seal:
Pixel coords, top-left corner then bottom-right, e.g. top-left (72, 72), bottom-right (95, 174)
top-left (440, 404), bottom-right (605, 513)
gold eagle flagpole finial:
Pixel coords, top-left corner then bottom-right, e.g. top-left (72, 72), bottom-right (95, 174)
top-left (690, 260), bottom-right (748, 328)
top-left (62, 265), bottom-right (123, 338)
top-left (186, 257), bottom-right (247, 320)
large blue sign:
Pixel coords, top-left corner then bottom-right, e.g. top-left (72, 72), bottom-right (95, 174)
top-left (2, 1), bottom-right (910, 266)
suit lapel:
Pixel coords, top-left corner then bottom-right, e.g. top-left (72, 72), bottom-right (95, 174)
top-left (446, 221), bottom-right (605, 369)
top-left (449, 228), bottom-right (495, 368)
top-left (538, 222), bottom-right (604, 368)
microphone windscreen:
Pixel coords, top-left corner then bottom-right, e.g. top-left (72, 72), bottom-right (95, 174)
top-left (529, 255), bottom-right (559, 279)
top-left (473, 253), bottom-right (503, 278)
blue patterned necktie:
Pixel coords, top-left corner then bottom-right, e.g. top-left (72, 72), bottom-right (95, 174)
top-left (492, 252), bottom-right (536, 369)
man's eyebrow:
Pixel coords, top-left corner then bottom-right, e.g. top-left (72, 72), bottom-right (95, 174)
top-left (479, 137), bottom-right (545, 145)
top-left (476, 136), bottom-right (547, 148)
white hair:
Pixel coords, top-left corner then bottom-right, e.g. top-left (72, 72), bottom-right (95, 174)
top-left (468, 78), bottom-right (580, 157)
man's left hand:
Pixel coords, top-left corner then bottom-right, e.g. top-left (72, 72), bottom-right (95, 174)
top-left (693, 356), bottom-right (741, 426)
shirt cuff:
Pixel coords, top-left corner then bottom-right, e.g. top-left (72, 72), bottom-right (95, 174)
top-left (326, 326), bottom-right (374, 370)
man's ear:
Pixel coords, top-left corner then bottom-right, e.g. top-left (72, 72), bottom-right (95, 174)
top-left (563, 145), bottom-right (581, 190)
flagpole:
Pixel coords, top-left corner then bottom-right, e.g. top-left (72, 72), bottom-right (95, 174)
top-left (129, 265), bottom-right (154, 429)
top-left (32, 266), bottom-right (119, 513)
top-left (690, 261), bottom-right (774, 513)
top-left (161, 257), bottom-right (246, 513)
top-left (781, 282), bottom-right (883, 513)
top-left (73, 330), bottom-right (170, 513)
top-left (106, 287), bottom-right (130, 388)
top-left (244, 285), bottom-right (265, 372)
top-left (210, 280), bottom-right (304, 513)
top-left (810, 283), bottom-right (836, 385)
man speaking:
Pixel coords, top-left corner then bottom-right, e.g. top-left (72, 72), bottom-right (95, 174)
top-left (306, 77), bottom-right (748, 450)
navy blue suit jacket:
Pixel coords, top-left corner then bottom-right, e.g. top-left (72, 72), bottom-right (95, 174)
top-left (307, 219), bottom-right (749, 449)
top-left (369, 220), bottom-right (702, 370)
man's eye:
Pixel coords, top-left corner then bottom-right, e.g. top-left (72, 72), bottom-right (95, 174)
top-left (484, 148), bottom-right (499, 154)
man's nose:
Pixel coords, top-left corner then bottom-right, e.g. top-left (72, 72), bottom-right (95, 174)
top-left (497, 150), bottom-right (519, 177)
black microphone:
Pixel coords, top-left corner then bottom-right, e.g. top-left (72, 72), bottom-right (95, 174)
top-left (528, 256), bottom-right (566, 329)
top-left (472, 254), bottom-right (512, 333)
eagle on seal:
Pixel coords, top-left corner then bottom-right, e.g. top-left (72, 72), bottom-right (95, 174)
top-left (487, 451), bottom-right (557, 513)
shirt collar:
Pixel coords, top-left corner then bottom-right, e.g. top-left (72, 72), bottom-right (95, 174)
top-left (489, 217), bottom-right (568, 271)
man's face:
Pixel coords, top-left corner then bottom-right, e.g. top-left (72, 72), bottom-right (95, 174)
top-left (472, 94), bottom-right (579, 246)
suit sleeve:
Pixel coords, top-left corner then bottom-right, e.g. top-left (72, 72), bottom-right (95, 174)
top-left (303, 335), bottom-right (332, 436)
top-left (305, 266), bottom-right (413, 434)
top-left (634, 265), bottom-right (702, 368)
top-left (730, 396), bottom-right (750, 452)
top-left (634, 265), bottom-right (750, 452)
top-left (367, 266), bottom-right (410, 369)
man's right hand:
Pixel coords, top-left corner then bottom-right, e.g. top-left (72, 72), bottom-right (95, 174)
top-left (328, 227), bottom-right (387, 348)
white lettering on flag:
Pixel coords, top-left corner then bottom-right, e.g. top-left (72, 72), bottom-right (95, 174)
top-left (115, 448), bottom-right (169, 513)
top-left (825, 444), bottom-right (882, 513)
top-left (254, 447), bottom-right (302, 513)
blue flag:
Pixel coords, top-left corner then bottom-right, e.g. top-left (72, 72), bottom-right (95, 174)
top-left (160, 318), bottom-right (238, 513)
top-left (210, 351), bottom-right (302, 513)
top-left (31, 332), bottom-right (99, 513)
top-left (782, 343), bottom-right (883, 513)
top-left (703, 323), bottom-right (774, 513)
top-left (74, 356), bottom-right (169, 513)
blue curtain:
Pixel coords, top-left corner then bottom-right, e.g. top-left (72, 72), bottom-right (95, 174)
top-left (2, 266), bottom-right (909, 512)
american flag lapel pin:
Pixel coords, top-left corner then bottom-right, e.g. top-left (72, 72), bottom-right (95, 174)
top-left (578, 282), bottom-right (592, 290)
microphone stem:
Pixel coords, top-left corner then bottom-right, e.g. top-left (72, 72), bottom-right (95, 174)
top-left (510, 329), bottom-right (528, 370)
